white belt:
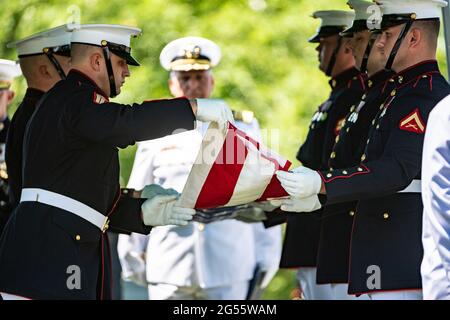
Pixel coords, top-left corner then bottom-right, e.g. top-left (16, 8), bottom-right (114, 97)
top-left (20, 188), bottom-right (109, 232)
top-left (398, 180), bottom-right (421, 193)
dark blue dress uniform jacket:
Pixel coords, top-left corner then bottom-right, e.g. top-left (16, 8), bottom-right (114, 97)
top-left (0, 70), bottom-right (196, 299)
top-left (319, 60), bottom-right (450, 294)
top-left (5, 88), bottom-right (45, 210)
top-left (316, 69), bottom-right (395, 284)
top-left (266, 67), bottom-right (365, 268)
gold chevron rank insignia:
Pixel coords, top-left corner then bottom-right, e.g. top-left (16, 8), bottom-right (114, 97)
top-left (399, 108), bottom-right (425, 134)
top-left (93, 92), bottom-right (108, 104)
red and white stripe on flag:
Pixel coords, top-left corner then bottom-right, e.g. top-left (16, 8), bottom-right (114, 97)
top-left (179, 122), bottom-right (291, 209)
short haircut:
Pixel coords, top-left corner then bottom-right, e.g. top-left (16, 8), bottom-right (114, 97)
top-left (18, 54), bottom-right (48, 80)
top-left (71, 43), bottom-right (102, 64)
top-left (412, 19), bottom-right (440, 50)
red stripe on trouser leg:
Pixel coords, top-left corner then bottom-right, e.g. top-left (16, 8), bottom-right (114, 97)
top-left (100, 234), bottom-right (105, 300)
top-left (105, 233), bottom-right (112, 300)
top-left (195, 127), bottom-right (248, 209)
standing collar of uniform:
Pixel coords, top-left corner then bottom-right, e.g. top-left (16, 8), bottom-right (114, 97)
top-left (24, 87), bottom-right (45, 101)
top-left (67, 69), bottom-right (109, 98)
top-left (329, 67), bottom-right (363, 90)
top-left (366, 69), bottom-right (396, 92)
top-left (390, 60), bottom-right (440, 87)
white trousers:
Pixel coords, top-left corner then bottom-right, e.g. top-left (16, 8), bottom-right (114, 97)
top-left (148, 281), bottom-right (250, 300)
top-left (0, 292), bottom-right (30, 300)
top-left (364, 290), bottom-right (423, 300)
top-left (296, 268), bottom-right (334, 300)
top-left (330, 284), bottom-right (369, 300)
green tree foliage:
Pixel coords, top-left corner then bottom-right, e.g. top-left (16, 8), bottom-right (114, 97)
top-left (1, 0), bottom-right (448, 299)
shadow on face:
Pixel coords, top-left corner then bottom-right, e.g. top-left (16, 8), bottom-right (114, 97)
top-left (316, 35), bottom-right (339, 73)
top-left (349, 30), bottom-right (371, 70)
top-left (168, 70), bottom-right (215, 99)
top-left (373, 24), bottom-right (406, 72)
top-left (111, 53), bottom-right (131, 96)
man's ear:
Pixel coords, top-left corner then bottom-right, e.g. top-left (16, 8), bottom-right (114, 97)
top-left (90, 53), bottom-right (103, 72)
top-left (409, 28), bottom-right (421, 49)
top-left (343, 38), bottom-right (353, 54)
top-left (38, 64), bottom-right (52, 79)
top-left (6, 90), bottom-right (15, 104)
top-left (210, 74), bottom-right (215, 90)
top-left (168, 77), bottom-right (179, 97)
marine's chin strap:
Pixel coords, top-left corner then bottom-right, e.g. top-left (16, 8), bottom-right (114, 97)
top-left (385, 19), bottom-right (415, 71)
top-left (326, 36), bottom-right (343, 77)
top-left (360, 32), bottom-right (378, 73)
top-left (101, 41), bottom-right (117, 98)
top-left (43, 49), bottom-right (67, 80)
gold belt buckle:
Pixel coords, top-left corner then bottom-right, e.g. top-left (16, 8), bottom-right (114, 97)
top-left (102, 217), bottom-right (110, 233)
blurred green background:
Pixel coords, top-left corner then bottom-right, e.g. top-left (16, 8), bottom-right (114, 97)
top-left (0, 0), bottom-right (448, 299)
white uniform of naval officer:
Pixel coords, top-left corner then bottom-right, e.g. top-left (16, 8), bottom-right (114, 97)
top-left (0, 59), bottom-right (21, 241)
top-left (118, 37), bottom-right (282, 300)
top-left (421, 94), bottom-right (450, 300)
top-left (0, 59), bottom-right (21, 164)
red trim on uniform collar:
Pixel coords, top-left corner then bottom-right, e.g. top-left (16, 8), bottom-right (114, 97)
top-left (393, 60), bottom-right (439, 84)
top-left (395, 59), bottom-right (438, 77)
top-left (68, 69), bottom-right (109, 98)
top-left (329, 67), bottom-right (362, 90)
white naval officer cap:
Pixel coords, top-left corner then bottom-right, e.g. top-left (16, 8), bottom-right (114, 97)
top-left (309, 10), bottom-right (356, 43)
top-left (0, 59), bottom-right (22, 90)
top-left (7, 24), bottom-right (72, 57)
top-left (341, 0), bottom-right (382, 36)
top-left (69, 24), bottom-right (142, 66)
top-left (159, 36), bottom-right (221, 71)
top-left (377, 0), bottom-right (447, 28)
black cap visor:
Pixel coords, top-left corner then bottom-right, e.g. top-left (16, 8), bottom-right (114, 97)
top-left (110, 48), bottom-right (140, 66)
top-left (308, 26), bottom-right (347, 43)
top-left (341, 20), bottom-right (371, 37)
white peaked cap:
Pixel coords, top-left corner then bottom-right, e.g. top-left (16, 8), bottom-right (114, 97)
top-left (348, 0), bottom-right (377, 21)
top-left (313, 10), bottom-right (356, 28)
top-left (160, 36), bottom-right (221, 71)
top-left (7, 24), bottom-right (72, 57)
top-left (70, 24), bottom-right (141, 47)
top-left (0, 59), bottom-right (22, 82)
top-left (70, 24), bottom-right (142, 66)
top-left (376, 0), bottom-right (447, 19)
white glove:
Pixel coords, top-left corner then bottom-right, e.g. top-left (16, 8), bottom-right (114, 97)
top-left (141, 195), bottom-right (195, 226)
top-left (195, 98), bottom-right (235, 125)
top-left (271, 195), bottom-right (322, 213)
top-left (141, 184), bottom-right (179, 198)
top-left (276, 167), bottom-right (322, 199)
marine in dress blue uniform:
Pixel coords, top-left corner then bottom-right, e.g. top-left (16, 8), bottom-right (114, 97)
top-left (276, 0), bottom-right (450, 299)
top-left (0, 24), bottom-right (232, 300)
top-left (6, 25), bottom-right (72, 212)
top-left (315, 0), bottom-right (394, 300)
top-left (265, 10), bottom-right (366, 300)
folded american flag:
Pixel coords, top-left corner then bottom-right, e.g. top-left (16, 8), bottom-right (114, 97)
top-left (179, 122), bottom-right (291, 209)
